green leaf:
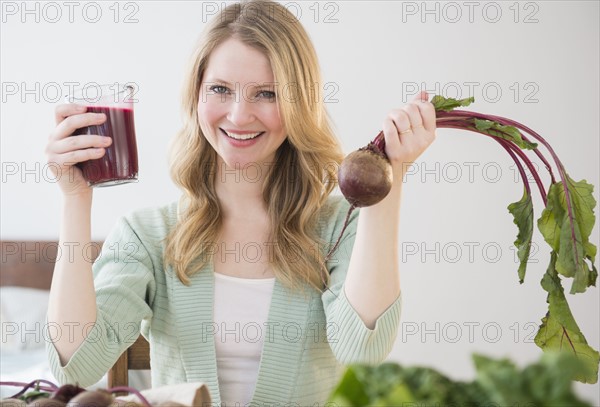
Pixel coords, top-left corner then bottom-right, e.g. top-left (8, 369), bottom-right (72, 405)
top-left (558, 215), bottom-right (589, 292)
top-left (431, 95), bottom-right (475, 112)
top-left (472, 354), bottom-right (531, 405)
top-left (538, 181), bottom-right (565, 252)
top-left (473, 352), bottom-right (593, 406)
top-left (327, 353), bottom-right (593, 405)
top-left (20, 390), bottom-right (51, 402)
top-left (558, 177), bottom-right (597, 293)
top-left (534, 253), bottom-right (599, 384)
top-left (370, 383), bottom-right (416, 405)
top-left (474, 118), bottom-right (538, 150)
top-left (386, 366), bottom-right (457, 403)
top-left (326, 366), bottom-right (370, 406)
top-left (522, 352), bottom-right (594, 406)
top-left (352, 363), bottom-right (406, 402)
top-left (538, 177), bottom-right (597, 293)
top-left (508, 187), bottom-right (535, 283)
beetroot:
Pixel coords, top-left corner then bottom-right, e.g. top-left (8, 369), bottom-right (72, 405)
top-left (327, 95), bottom-right (598, 384)
top-left (50, 385), bottom-right (85, 404)
top-left (337, 133), bottom-right (392, 208)
top-left (0, 382), bottom-right (151, 407)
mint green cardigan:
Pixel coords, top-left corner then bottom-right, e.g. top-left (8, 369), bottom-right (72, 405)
top-left (46, 195), bottom-right (402, 406)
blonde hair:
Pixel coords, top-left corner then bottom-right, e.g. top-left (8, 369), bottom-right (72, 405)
top-left (164, 0), bottom-right (344, 292)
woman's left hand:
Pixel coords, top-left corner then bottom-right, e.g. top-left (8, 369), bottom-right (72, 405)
top-left (381, 91), bottom-right (437, 180)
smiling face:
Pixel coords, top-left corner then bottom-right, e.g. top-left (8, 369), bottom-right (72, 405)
top-left (197, 38), bottom-right (287, 171)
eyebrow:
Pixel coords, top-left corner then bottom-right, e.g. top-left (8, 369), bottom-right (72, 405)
top-left (207, 78), bottom-right (232, 85)
top-left (205, 78), bottom-right (275, 89)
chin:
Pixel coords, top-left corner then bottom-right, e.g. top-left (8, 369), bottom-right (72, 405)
top-left (221, 156), bottom-right (262, 171)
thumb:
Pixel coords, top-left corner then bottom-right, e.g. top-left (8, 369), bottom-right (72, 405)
top-left (412, 91), bottom-right (429, 103)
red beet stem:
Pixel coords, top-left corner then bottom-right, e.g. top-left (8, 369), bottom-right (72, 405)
top-left (438, 123), bottom-right (547, 204)
top-left (496, 138), bottom-right (532, 197)
top-left (473, 113), bottom-right (580, 269)
top-left (2, 379), bottom-right (59, 398)
top-left (324, 204), bottom-right (357, 264)
top-left (369, 115), bottom-right (547, 204)
top-left (371, 131), bottom-right (387, 157)
top-left (437, 110), bottom-right (557, 184)
top-left (373, 107), bottom-right (580, 272)
top-left (334, 102), bottom-right (579, 295)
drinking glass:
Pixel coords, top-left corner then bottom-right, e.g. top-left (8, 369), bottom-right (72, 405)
top-left (67, 83), bottom-right (138, 187)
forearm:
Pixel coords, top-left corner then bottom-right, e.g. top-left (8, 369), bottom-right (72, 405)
top-left (47, 193), bottom-right (98, 366)
top-left (344, 181), bottom-right (403, 329)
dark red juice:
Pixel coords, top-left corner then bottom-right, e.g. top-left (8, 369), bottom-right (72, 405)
top-left (73, 106), bottom-right (138, 186)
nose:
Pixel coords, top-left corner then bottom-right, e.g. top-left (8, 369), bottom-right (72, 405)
top-left (227, 96), bottom-right (256, 127)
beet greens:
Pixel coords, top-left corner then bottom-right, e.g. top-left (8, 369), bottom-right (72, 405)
top-left (329, 95), bottom-right (598, 384)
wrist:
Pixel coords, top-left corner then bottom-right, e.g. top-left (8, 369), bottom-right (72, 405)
top-left (361, 182), bottom-right (402, 219)
top-left (62, 191), bottom-right (93, 206)
top-left (392, 162), bottom-right (414, 183)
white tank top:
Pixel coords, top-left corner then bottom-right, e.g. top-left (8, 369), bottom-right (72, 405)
top-left (213, 272), bottom-right (276, 407)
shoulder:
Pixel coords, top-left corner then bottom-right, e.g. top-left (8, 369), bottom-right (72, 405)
top-left (118, 200), bottom-right (179, 241)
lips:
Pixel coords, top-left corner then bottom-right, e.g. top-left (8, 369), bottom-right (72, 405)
top-left (220, 128), bottom-right (264, 140)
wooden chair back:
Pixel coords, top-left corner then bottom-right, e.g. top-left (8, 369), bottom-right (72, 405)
top-left (0, 241), bottom-right (151, 393)
top-left (107, 335), bottom-right (151, 391)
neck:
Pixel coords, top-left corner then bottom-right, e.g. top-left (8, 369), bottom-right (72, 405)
top-left (215, 158), bottom-right (271, 220)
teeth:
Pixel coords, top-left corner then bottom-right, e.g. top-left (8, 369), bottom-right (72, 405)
top-left (224, 130), bottom-right (262, 140)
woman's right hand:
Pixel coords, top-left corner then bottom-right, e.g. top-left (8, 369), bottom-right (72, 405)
top-left (45, 103), bottom-right (112, 197)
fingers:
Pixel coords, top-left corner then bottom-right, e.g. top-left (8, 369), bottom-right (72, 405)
top-left (411, 91), bottom-right (436, 133)
top-left (45, 134), bottom-right (110, 166)
top-left (385, 108), bottom-right (411, 144)
top-left (380, 91), bottom-right (437, 166)
top-left (50, 111), bottom-right (106, 141)
top-left (387, 92), bottom-right (435, 139)
top-left (54, 103), bottom-right (87, 125)
top-left (48, 134), bottom-right (112, 155)
top-left (382, 114), bottom-right (401, 153)
top-left (411, 91), bottom-right (429, 104)
top-left (47, 104), bottom-right (111, 194)
top-left (400, 103), bottom-right (424, 131)
top-left (47, 104), bottom-right (110, 169)
top-left (47, 147), bottom-right (108, 168)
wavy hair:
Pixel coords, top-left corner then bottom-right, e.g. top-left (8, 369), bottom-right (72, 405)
top-left (164, 0), bottom-right (344, 292)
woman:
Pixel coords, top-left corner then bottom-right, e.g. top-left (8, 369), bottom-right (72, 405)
top-left (44, 0), bottom-right (436, 405)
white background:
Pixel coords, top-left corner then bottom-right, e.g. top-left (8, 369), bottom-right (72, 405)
top-left (1, 0), bottom-right (599, 404)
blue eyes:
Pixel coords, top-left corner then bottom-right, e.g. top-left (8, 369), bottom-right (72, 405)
top-left (259, 91), bottom-right (277, 100)
top-left (209, 85), bottom-right (228, 94)
top-left (208, 85), bottom-right (276, 101)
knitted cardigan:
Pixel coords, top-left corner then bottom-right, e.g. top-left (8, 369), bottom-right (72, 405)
top-left (46, 195), bottom-right (402, 406)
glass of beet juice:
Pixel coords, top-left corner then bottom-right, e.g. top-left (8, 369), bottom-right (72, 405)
top-left (67, 83), bottom-right (138, 187)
